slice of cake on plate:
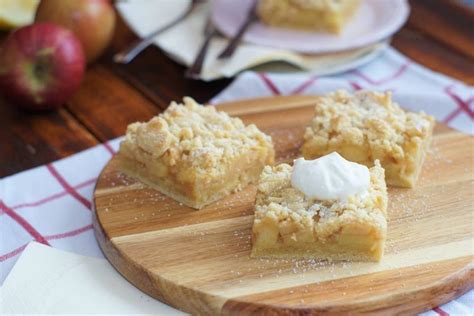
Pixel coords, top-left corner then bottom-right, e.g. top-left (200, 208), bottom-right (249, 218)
top-left (251, 152), bottom-right (387, 262)
top-left (257, 0), bottom-right (360, 34)
top-left (302, 90), bottom-right (435, 188)
top-left (117, 97), bottom-right (275, 209)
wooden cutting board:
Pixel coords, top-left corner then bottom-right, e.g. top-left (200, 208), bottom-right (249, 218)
top-left (93, 96), bottom-right (474, 315)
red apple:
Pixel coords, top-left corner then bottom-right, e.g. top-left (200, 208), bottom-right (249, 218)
top-left (0, 23), bottom-right (85, 111)
top-left (35, 0), bottom-right (116, 63)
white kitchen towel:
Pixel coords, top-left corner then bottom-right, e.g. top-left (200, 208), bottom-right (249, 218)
top-left (0, 47), bottom-right (472, 315)
top-left (116, 0), bottom-right (388, 80)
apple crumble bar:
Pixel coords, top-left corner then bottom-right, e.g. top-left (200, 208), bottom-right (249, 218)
top-left (257, 0), bottom-right (360, 34)
top-left (251, 160), bottom-right (387, 261)
top-left (117, 97), bottom-right (275, 209)
top-left (302, 90), bottom-right (435, 188)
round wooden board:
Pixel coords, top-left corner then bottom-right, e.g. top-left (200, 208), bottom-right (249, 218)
top-left (93, 96), bottom-right (474, 315)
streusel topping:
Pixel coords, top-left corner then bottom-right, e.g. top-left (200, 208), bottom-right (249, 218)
top-left (304, 90), bottom-right (434, 161)
top-left (124, 97), bottom-right (273, 172)
top-left (255, 162), bottom-right (387, 241)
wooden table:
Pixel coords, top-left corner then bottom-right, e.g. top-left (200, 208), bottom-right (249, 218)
top-left (1, 0), bottom-right (473, 178)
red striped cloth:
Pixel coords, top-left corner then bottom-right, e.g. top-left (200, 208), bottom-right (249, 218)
top-left (1, 48), bottom-right (472, 315)
top-left (211, 49), bottom-right (473, 136)
top-left (1, 143), bottom-right (118, 281)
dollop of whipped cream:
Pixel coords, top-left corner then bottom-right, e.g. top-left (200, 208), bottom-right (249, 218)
top-left (291, 152), bottom-right (370, 201)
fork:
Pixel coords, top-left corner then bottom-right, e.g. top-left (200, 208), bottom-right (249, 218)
top-left (185, 16), bottom-right (218, 79)
top-left (114, 0), bottom-right (204, 64)
top-left (217, 0), bottom-right (258, 59)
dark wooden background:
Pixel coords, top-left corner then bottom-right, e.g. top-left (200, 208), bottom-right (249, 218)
top-left (1, 0), bottom-right (473, 178)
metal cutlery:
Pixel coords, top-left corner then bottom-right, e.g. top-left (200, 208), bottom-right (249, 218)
top-left (217, 0), bottom-right (258, 59)
top-left (185, 16), bottom-right (218, 79)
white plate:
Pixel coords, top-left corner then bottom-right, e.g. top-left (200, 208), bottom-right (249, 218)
top-left (211, 0), bottom-right (409, 54)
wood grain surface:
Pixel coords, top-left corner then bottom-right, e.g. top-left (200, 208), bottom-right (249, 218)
top-left (93, 96), bottom-right (474, 315)
top-left (1, 0), bottom-right (473, 178)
